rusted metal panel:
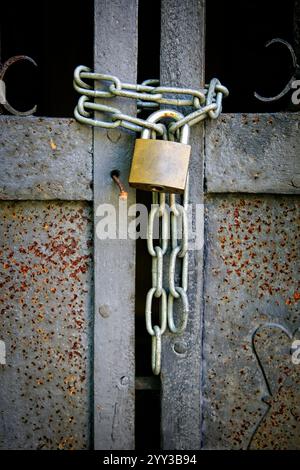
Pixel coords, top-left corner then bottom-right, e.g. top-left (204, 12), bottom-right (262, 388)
top-left (203, 194), bottom-right (300, 449)
top-left (0, 201), bottom-right (93, 449)
top-left (93, 0), bottom-right (137, 450)
top-left (160, 0), bottom-right (205, 450)
top-left (0, 117), bottom-right (92, 200)
top-left (205, 113), bottom-right (300, 194)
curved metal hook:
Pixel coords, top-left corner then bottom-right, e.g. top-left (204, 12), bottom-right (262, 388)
top-left (0, 55), bottom-right (38, 116)
top-left (254, 38), bottom-right (299, 103)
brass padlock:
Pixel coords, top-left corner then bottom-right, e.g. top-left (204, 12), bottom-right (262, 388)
top-left (129, 110), bottom-right (191, 194)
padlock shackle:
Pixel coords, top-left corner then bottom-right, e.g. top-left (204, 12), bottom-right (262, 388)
top-left (141, 109), bottom-right (190, 144)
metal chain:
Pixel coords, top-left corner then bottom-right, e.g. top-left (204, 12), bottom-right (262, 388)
top-left (146, 171), bottom-right (190, 374)
top-left (73, 65), bottom-right (229, 134)
top-left (73, 66), bottom-right (228, 375)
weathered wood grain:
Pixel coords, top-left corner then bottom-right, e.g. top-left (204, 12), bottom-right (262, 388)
top-left (160, 0), bottom-right (205, 450)
top-left (93, 0), bottom-right (137, 450)
top-left (205, 113), bottom-right (300, 194)
top-left (0, 116), bottom-right (92, 200)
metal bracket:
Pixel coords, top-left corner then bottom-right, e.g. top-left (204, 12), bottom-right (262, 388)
top-left (254, 38), bottom-right (300, 103)
top-left (0, 55), bottom-right (37, 116)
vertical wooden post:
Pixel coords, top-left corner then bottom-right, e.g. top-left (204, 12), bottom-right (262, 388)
top-left (93, 0), bottom-right (138, 449)
top-left (160, 0), bottom-right (206, 450)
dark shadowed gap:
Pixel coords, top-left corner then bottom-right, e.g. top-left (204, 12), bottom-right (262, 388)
top-left (0, 0), bottom-right (93, 117)
top-left (135, 0), bottom-right (161, 451)
top-left (206, 0), bottom-right (296, 112)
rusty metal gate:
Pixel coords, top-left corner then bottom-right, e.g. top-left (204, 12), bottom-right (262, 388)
top-left (0, 0), bottom-right (299, 450)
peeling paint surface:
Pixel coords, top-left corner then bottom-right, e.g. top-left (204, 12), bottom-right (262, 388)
top-left (203, 195), bottom-right (300, 450)
top-left (0, 201), bottom-right (93, 449)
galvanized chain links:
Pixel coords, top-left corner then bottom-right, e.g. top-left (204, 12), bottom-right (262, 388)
top-left (73, 65), bottom-right (229, 136)
top-left (73, 65), bottom-right (228, 375)
top-left (0, 55), bottom-right (38, 116)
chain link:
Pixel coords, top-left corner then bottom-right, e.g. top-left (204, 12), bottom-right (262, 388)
top-left (146, 192), bottom-right (169, 374)
top-left (73, 66), bottom-right (229, 133)
top-left (168, 175), bottom-right (189, 335)
top-left (0, 55), bottom-right (38, 116)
